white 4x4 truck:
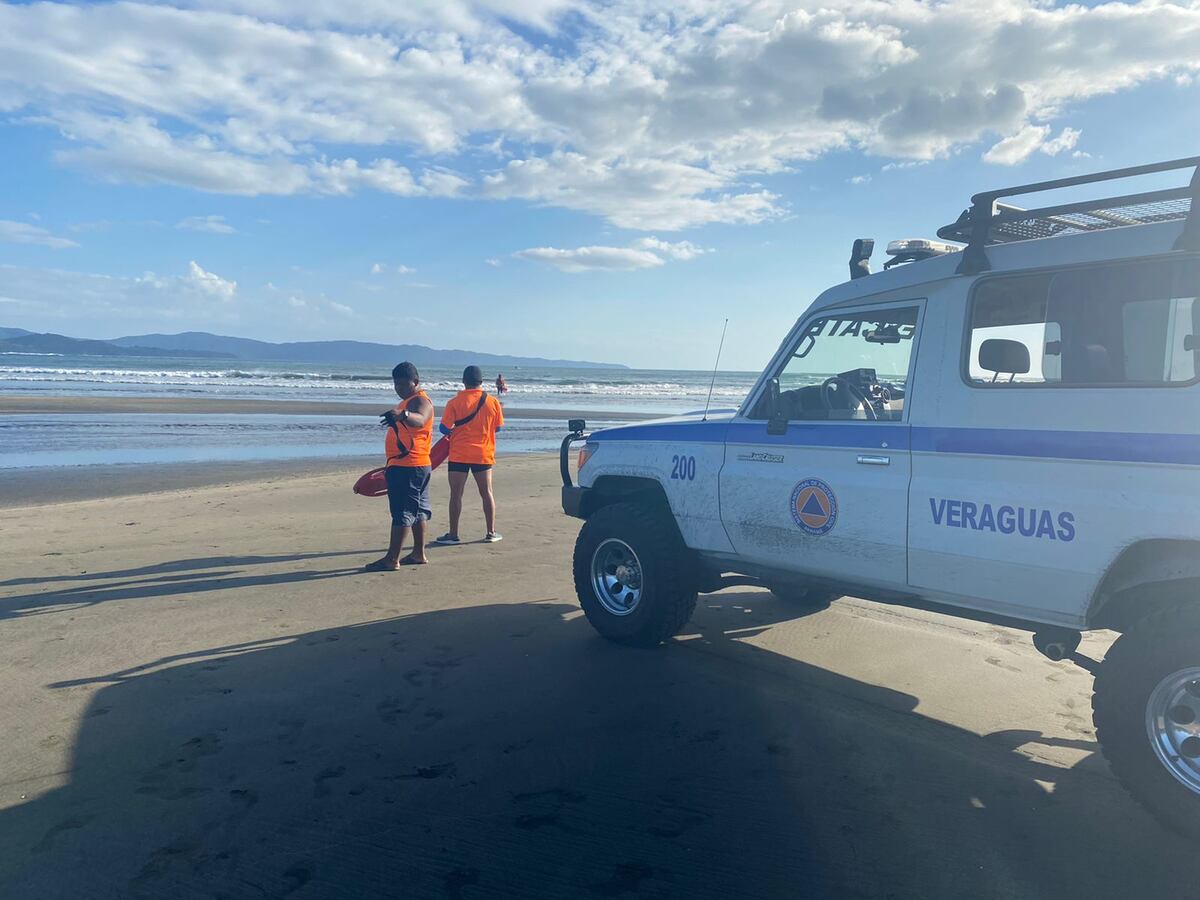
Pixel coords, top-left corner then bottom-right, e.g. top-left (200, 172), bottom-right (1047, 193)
top-left (561, 157), bottom-right (1200, 835)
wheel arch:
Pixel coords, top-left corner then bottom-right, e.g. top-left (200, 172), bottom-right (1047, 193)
top-left (580, 474), bottom-right (674, 520)
top-left (1089, 539), bottom-right (1200, 631)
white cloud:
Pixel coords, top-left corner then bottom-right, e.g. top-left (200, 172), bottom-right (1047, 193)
top-left (631, 237), bottom-right (711, 262)
top-left (983, 125), bottom-right (1051, 166)
top-left (396, 264), bottom-right (415, 275)
top-left (186, 260), bottom-right (237, 299)
top-left (848, 174), bottom-right (871, 186)
top-left (983, 124), bottom-right (1082, 165)
top-left (177, 214), bottom-right (236, 234)
top-left (0, 261), bottom-right (362, 336)
top-left (370, 263), bottom-right (384, 275)
top-left (0, 220), bottom-right (78, 249)
top-left (372, 262), bottom-right (416, 275)
top-left (516, 246), bottom-right (665, 273)
top-left (0, 1), bottom-right (1196, 227)
top-left (1043, 127), bottom-right (1082, 157)
top-left (516, 236), bottom-right (710, 273)
top-left (485, 258), bottom-right (501, 267)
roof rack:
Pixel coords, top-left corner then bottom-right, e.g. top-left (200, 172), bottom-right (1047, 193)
top-left (937, 156), bottom-right (1200, 275)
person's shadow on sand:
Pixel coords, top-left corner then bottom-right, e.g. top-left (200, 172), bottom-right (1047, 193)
top-left (2, 592), bottom-right (1197, 899)
top-left (0, 552), bottom-right (368, 620)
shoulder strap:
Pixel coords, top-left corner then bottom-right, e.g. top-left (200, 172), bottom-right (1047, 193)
top-left (452, 392), bottom-right (489, 429)
top-left (387, 393), bottom-right (421, 460)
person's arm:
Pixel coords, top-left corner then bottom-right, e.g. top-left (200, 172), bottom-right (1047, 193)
top-left (401, 394), bottom-right (433, 428)
top-left (439, 398), bottom-right (455, 436)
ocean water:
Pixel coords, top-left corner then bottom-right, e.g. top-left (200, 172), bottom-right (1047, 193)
top-left (0, 353), bottom-right (758, 469)
top-left (0, 354), bottom-right (758, 413)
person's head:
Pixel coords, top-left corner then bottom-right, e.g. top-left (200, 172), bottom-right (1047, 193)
top-left (463, 365), bottom-right (483, 388)
top-left (392, 361), bottom-right (420, 399)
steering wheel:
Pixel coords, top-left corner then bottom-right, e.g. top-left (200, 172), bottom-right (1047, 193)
top-left (819, 376), bottom-right (877, 421)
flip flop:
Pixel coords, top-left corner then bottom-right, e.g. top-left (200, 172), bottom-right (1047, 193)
top-left (399, 556), bottom-right (428, 566)
top-left (364, 559), bottom-right (399, 571)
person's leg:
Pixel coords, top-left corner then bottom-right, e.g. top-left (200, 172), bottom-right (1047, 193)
top-left (401, 466), bottom-right (432, 564)
top-left (383, 525), bottom-right (409, 565)
top-left (446, 469), bottom-right (469, 538)
top-left (410, 517), bottom-right (427, 563)
top-left (368, 467), bottom-right (411, 569)
top-left (474, 468), bottom-right (496, 535)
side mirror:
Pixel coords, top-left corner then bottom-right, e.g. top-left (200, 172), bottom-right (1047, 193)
top-left (766, 378), bottom-right (788, 435)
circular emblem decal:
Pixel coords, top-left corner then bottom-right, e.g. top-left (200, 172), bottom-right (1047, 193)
top-left (790, 478), bottom-right (838, 535)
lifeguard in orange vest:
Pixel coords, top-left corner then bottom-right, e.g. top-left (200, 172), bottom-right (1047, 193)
top-left (434, 365), bottom-right (505, 544)
top-left (365, 361), bottom-right (434, 569)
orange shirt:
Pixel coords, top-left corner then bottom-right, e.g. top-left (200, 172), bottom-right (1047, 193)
top-left (385, 390), bottom-right (433, 468)
top-left (441, 389), bottom-right (504, 465)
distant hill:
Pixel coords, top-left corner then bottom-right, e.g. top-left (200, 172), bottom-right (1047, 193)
top-left (107, 331), bottom-right (625, 369)
top-left (0, 332), bottom-right (235, 359)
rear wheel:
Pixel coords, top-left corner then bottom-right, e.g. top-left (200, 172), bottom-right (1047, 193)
top-left (572, 502), bottom-right (697, 647)
top-left (1093, 602), bottom-right (1200, 837)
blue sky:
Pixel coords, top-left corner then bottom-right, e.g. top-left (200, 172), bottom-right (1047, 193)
top-left (0, 0), bottom-right (1198, 371)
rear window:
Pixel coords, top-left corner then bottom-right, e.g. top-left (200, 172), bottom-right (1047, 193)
top-left (966, 256), bottom-right (1200, 387)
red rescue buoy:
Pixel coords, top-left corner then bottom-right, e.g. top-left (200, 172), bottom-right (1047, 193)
top-left (353, 437), bottom-right (451, 498)
top-left (430, 435), bottom-right (450, 469)
top-left (353, 467), bottom-right (388, 497)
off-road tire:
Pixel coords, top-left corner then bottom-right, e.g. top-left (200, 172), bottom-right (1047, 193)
top-left (1093, 601), bottom-right (1200, 837)
top-left (572, 502), bottom-right (698, 647)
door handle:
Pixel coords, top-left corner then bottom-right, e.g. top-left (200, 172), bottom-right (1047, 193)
top-left (857, 455), bottom-right (890, 466)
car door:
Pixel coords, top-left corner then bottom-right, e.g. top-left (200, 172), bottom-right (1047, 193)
top-left (719, 300), bottom-right (924, 591)
top-left (908, 256), bottom-right (1200, 626)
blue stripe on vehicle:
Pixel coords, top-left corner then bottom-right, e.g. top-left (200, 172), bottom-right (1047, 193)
top-left (589, 421), bottom-right (1200, 465)
top-left (590, 421), bottom-right (905, 449)
top-left (911, 427), bottom-right (1200, 466)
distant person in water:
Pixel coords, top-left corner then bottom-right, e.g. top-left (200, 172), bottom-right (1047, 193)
top-left (366, 361), bottom-right (434, 570)
top-left (434, 365), bottom-right (505, 544)
top-left (495, 373), bottom-right (508, 395)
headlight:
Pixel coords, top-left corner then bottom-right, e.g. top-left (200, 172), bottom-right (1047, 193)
top-left (577, 442), bottom-right (597, 472)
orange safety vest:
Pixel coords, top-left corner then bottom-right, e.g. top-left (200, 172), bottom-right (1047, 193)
top-left (442, 389), bottom-right (504, 465)
top-left (385, 390), bottom-right (433, 468)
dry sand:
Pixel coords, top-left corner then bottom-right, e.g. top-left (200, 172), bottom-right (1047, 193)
top-left (1, 456), bottom-right (1197, 898)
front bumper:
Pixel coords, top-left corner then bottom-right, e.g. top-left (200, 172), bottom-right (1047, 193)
top-left (562, 485), bottom-right (587, 519)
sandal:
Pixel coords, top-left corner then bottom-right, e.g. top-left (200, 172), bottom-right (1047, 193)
top-left (364, 559), bottom-right (399, 571)
top-left (399, 555), bottom-right (428, 566)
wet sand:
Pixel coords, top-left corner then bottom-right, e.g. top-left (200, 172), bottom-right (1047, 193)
top-left (1, 457), bottom-right (1197, 898)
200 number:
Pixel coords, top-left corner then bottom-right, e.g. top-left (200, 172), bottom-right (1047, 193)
top-left (671, 454), bottom-right (696, 481)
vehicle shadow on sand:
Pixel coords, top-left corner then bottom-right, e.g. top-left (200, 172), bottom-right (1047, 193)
top-left (2, 592), bottom-right (1196, 899)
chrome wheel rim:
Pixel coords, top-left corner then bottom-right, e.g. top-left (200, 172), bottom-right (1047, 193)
top-left (1146, 666), bottom-right (1200, 795)
top-left (590, 538), bottom-right (643, 616)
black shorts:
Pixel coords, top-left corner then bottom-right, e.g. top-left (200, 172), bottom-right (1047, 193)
top-left (447, 462), bottom-right (493, 474)
top-left (385, 465), bottom-right (432, 527)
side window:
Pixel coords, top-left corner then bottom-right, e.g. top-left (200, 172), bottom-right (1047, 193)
top-left (753, 304), bottom-right (920, 422)
top-left (967, 256), bottom-right (1200, 387)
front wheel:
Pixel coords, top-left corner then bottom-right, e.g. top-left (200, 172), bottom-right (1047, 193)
top-left (1093, 602), bottom-right (1200, 837)
top-left (572, 502), bottom-right (697, 647)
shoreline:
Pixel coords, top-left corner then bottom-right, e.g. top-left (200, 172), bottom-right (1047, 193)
top-left (0, 394), bottom-right (661, 420)
top-left (0, 452), bottom-right (560, 509)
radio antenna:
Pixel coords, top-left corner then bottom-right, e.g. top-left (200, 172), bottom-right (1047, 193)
top-left (702, 318), bottom-right (729, 422)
